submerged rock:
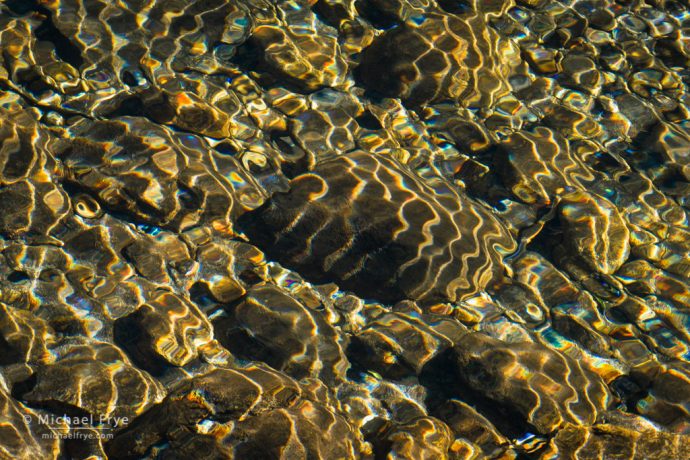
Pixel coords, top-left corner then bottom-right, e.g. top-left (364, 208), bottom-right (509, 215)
top-left (558, 190), bottom-right (631, 274)
top-left (114, 290), bottom-right (215, 371)
top-left (106, 365), bottom-right (363, 459)
top-left (356, 8), bottom-right (516, 107)
top-left (0, 108), bottom-right (68, 239)
top-left (56, 117), bottom-right (269, 232)
top-left (453, 332), bottom-right (612, 434)
top-left (249, 1), bottom-right (348, 91)
top-left (239, 150), bottom-right (517, 305)
top-left (380, 416), bottom-right (454, 460)
top-left (357, 12), bottom-right (471, 106)
top-left (348, 311), bottom-right (461, 379)
top-left (0, 387), bottom-right (65, 460)
top-left (543, 420), bottom-right (690, 460)
top-left (214, 284), bottom-right (349, 384)
top-left (494, 126), bottom-right (592, 206)
top-left (21, 338), bottom-right (165, 425)
top-left (434, 399), bottom-right (515, 459)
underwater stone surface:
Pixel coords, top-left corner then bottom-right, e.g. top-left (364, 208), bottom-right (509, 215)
top-left (239, 150), bottom-right (517, 305)
top-left (0, 0), bottom-right (689, 458)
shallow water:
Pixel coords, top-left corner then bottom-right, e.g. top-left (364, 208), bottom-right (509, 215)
top-left (0, 0), bottom-right (689, 458)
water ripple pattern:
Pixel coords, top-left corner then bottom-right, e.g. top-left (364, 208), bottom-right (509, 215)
top-left (0, 0), bottom-right (688, 459)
